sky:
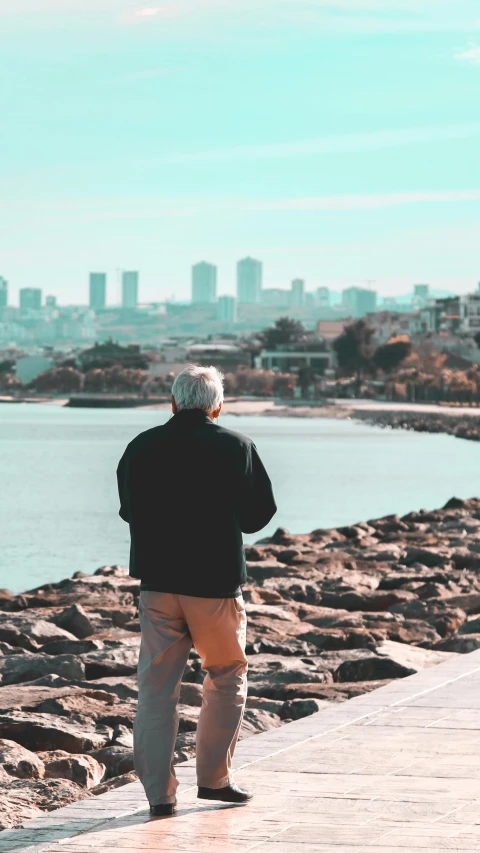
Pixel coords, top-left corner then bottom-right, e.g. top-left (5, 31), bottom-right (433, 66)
top-left (1, 0), bottom-right (480, 305)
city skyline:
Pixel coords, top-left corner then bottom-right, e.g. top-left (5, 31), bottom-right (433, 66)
top-left (1, 0), bottom-right (480, 304)
top-left (2, 264), bottom-right (458, 310)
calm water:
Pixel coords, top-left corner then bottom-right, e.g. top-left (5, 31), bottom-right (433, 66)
top-left (1, 403), bottom-right (479, 594)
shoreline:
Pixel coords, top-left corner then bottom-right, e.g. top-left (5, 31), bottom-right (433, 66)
top-left (4, 395), bottom-right (480, 441)
top-left (2, 496), bottom-right (480, 827)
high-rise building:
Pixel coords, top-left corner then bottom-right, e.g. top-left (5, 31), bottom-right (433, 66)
top-left (217, 295), bottom-right (237, 324)
top-left (317, 287), bottom-right (330, 308)
top-left (45, 295), bottom-right (57, 308)
top-left (290, 279), bottom-right (305, 307)
top-left (237, 257), bottom-right (262, 304)
top-left (413, 284), bottom-right (429, 307)
top-left (0, 277), bottom-right (7, 310)
top-left (192, 262), bottom-right (217, 304)
top-left (89, 272), bottom-right (107, 310)
top-left (122, 271), bottom-right (138, 309)
top-left (342, 286), bottom-right (377, 318)
top-left (19, 287), bottom-right (42, 311)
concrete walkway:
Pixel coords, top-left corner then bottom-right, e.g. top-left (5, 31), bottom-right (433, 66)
top-left (3, 650), bottom-right (480, 853)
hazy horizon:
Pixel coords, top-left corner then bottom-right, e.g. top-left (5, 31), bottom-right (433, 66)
top-left (1, 0), bottom-right (480, 304)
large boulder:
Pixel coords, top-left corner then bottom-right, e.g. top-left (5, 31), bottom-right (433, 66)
top-left (333, 641), bottom-right (455, 683)
top-left (0, 623), bottom-right (40, 652)
top-left (89, 746), bottom-right (134, 778)
top-left (40, 750), bottom-right (106, 788)
top-left (52, 604), bottom-right (96, 639)
top-left (0, 653), bottom-right (85, 686)
top-left (80, 647), bottom-right (138, 680)
top-left (41, 638), bottom-right (105, 657)
top-left (280, 698), bottom-right (327, 720)
top-left (433, 634), bottom-right (480, 653)
top-left (0, 712), bottom-right (112, 753)
top-left (0, 738), bottom-right (45, 779)
top-left (240, 709), bottom-right (282, 736)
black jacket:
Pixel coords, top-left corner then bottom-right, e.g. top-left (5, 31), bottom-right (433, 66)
top-left (116, 409), bottom-right (277, 597)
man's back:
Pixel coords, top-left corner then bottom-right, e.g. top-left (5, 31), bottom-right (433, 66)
top-left (117, 408), bottom-right (276, 597)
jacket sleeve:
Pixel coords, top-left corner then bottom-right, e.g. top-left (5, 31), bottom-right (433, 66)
top-left (116, 447), bottom-right (131, 523)
top-left (236, 442), bottom-right (277, 534)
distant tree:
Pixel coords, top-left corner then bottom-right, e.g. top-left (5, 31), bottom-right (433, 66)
top-left (333, 320), bottom-right (375, 378)
top-left (223, 372), bottom-right (238, 395)
top-left (373, 338), bottom-right (412, 373)
top-left (259, 317), bottom-right (305, 349)
top-left (84, 366), bottom-right (146, 394)
top-left (0, 372), bottom-right (22, 391)
top-left (29, 367), bottom-right (83, 393)
top-left (0, 359), bottom-right (15, 375)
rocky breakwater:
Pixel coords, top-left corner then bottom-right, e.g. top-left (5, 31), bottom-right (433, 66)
top-left (353, 409), bottom-right (480, 442)
top-left (3, 496), bottom-right (480, 828)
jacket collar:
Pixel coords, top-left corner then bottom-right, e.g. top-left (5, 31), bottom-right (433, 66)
top-left (170, 409), bottom-right (214, 427)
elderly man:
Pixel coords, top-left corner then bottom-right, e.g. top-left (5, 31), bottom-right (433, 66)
top-left (117, 365), bottom-right (277, 816)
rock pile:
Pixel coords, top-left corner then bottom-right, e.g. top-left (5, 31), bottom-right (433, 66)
top-left (353, 409), bottom-right (480, 442)
top-left (3, 496), bottom-right (480, 828)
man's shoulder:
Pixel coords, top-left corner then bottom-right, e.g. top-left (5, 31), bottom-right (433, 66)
top-left (126, 422), bottom-right (170, 455)
top-left (211, 422), bottom-right (254, 451)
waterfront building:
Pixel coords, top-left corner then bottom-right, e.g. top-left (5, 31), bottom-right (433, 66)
top-left (316, 319), bottom-right (349, 340)
top-left (19, 288), bottom-right (42, 311)
top-left (187, 342), bottom-right (249, 372)
top-left (45, 295), bottom-right (57, 308)
top-left (89, 272), bottom-right (107, 310)
top-left (342, 286), bottom-right (377, 318)
top-left (0, 277), bottom-right (7, 310)
top-left (257, 342), bottom-right (331, 373)
top-left (460, 294), bottom-right (480, 335)
top-left (290, 279), bottom-right (305, 307)
top-left (237, 257), bottom-right (262, 304)
top-left (413, 283), bottom-right (429, 308)
top-left (192, 262), bottom-right (217, 304)
top-left (122, 271), bottom-right (138, 309)
top-left (421, 296), bottom-right (461, 334)
top-left (316, 287), bottom-right (330, 308)
top-left (217, 295), bottom-right (237, 324)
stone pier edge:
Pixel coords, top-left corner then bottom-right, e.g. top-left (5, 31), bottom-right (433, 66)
top-left (2, 649), bottom-right (480, 853)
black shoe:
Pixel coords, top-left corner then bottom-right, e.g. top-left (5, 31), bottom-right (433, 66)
top-left (197, 783), bottom-right (253, 803)
top-left (149, 801), bottom-right (177, 816)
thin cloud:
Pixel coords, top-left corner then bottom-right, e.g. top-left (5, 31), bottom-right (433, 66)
top-left (54, 190), bottom-right (480, 222)
top-left (159, 124), bottom-right (480, 164)
top-left (455, 43), bottom-right (480, 64)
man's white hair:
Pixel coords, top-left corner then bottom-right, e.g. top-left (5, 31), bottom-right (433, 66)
top-left (172, 365), bottom-right (224, 413)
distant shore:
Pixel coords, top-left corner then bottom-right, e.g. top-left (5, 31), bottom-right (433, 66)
top-left (4, 395), bottom-right (480, 441)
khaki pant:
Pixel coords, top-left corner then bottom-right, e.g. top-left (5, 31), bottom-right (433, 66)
top-left (134, 590), bottom-right (248, 806)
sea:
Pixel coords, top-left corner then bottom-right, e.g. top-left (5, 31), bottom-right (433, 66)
top-left (1, 402), bottom-right (479, 594)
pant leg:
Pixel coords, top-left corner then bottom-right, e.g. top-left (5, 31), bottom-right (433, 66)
top-left (134, 591), bottom-right (192, 805)
top-left (180, 594), bottom-right (248, 789)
